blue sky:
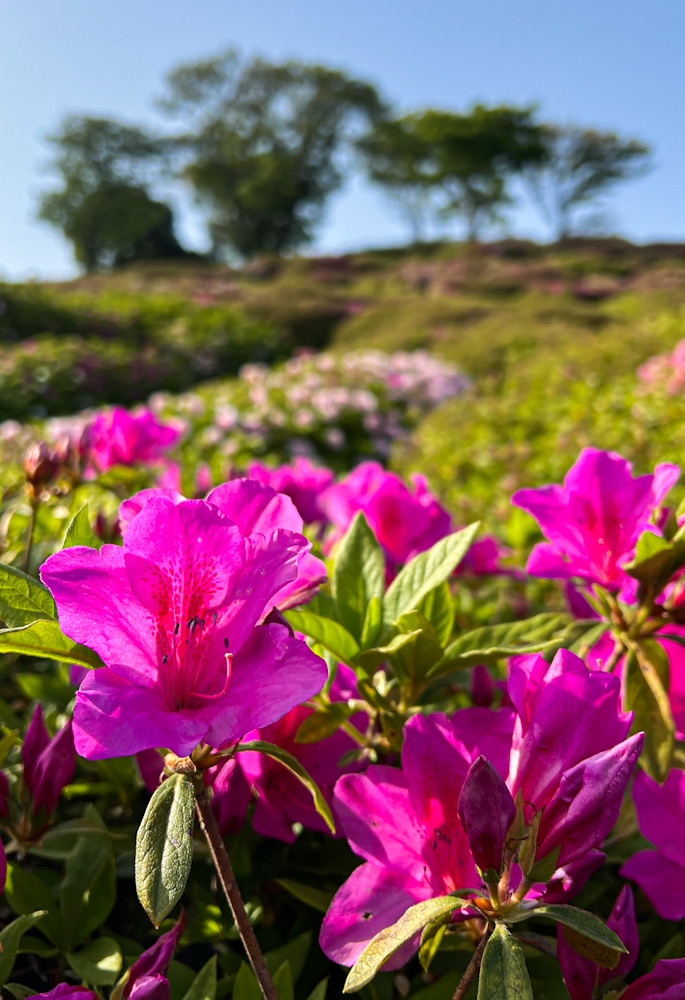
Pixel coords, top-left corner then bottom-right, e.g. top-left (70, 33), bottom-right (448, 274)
top-left (0, 0), bottom-right (682, 280)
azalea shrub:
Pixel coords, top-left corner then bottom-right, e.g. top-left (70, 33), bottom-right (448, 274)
top-left (1, 429), bottom-right (685, 1000)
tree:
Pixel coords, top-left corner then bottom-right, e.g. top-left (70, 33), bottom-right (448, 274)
top-left (159, 49), bottom-right (387, 259)
top-left (357, 118), bottom-right (439, 242)
top-left (38, 116), bottom-right (186, 271)
top-left (525, 125), bottom-right (652, 238)
top-left (359, 105), bottom-right (545, 242)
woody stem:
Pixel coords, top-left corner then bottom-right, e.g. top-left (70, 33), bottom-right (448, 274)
top-left (451, 926), bottom-right (491, 1000)
top-left (195, 785), bottom-right (279, 1000)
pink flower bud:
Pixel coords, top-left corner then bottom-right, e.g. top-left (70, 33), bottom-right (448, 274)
top-left (457, 755), bottom-right (516, 876)
top-left (22, 704), bottom-right (50, 793)
top-left (32, 719), bottom-right (76, 816)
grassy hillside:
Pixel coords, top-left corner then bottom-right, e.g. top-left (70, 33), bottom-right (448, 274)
top-left (3, 237), bottom-right (685, 535)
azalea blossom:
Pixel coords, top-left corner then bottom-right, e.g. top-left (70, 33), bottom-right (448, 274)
top-left (41, 482), bottom-right (328, 760)
top-left (511, 448), bottom-right (679, 589)
top-left (320, 649), bottom-right (643, 970)
top-left (621, 769), bottom-right (685, 921)
top-left (86, 406), bottom-right (183, 473)
top-left (320, 462), bottom-right (452, 572)
top-left (247, 457), bottom-right (334, 525)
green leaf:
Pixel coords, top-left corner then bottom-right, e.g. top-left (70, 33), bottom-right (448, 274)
top-left (180, 955), bottom-right (217, 1000)
top-left (0, 911), bottom-right (47, 989)
top-left (429, 613), bottom-right (568, 676)
top-left (237, 740), bottom-right (335, 834)
top-left (360, 595), bottom-right (383, 650)
top-left (275, 879), bottom-right (334, 914)
top-left (305, 979), bottom-right (329, 1000)
top-left (419, 919), bottom-right (449, 972)
top-left (60, 807), bottom-right (117, 948)
top-left (0, 563), bottom-right (56, 627)
top-left (273, 961), bottom-right (294, 1000)
top-left (333, 513), bottom-right (385, 642)
top-left (526, 845), bottom-right (561, 885)
top-left (477, 924), bottom-right (533, 999)
top-left (67, 936), bottom-right (123, 986)
top-left (624, 643), bottom-right (674, 782)
top-left (533, 904), bottom-right (628, 969)
top-left (624, 529), bottom-right (685, 592)
top-left (356, 628), bottom-right (423, 674)
top-left (0, 619), bottom-right (103, 670)
top-left (233, 962), bottom-right (263, 1000)
top-left (135, 773), bottom-right (196, 927)
top-left (284, 609), bottom-right (360, 666)
top-left (62, 504), bottom-right (102, 550)
top-left (295, 702), bottom-right (356, 744)
top-left (418, 582), bottom-right (454, 647)
top-left (382, 524), bottom-right (480, 630)
top-left (389, 611), bottom-right (444, 688)
top-left (343, 895), bottom-right (459, 992)
top-left (264, 930), bottom-right (312, 982)
top-left (4, 862), bottom-right (62, 946)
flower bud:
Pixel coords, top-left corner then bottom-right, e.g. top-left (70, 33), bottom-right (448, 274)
top-left (32, 719), bottom-right (76, 816)
top-left (23, 442), bottom-right (60, 490)
top-left (457, 755), bottom-right (516, 877)
top-left (22, 704), bottom-right (50, 793)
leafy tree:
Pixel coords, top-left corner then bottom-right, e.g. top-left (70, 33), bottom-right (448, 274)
top-left (525, 125), bottom-right (652, 238)
top-left (358, 118), bottom-right (439, 242)
top-left (38, 116), bottom-right (186, 271)
top-left (159, 49), bottom-right (387, 259)
top-left (411, 105), bottom-right (547, 241)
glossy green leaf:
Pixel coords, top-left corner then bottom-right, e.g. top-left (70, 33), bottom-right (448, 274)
top-left (4, 862), bottom-right (62, 946)
top-left (382, 523), bottom-right (480, 630)
top-left (60, 807), bottom-right (117, 948)
top-left (624, 644), bottom-right (674, 782)
top-left (62, 504), bottom-right (102, 550)
top-left (264, 930), bottom-right (312, 982)
top-left (533, 904), bottom-right (628, 969)
top-left (273, 960), bottom-right (294, 1000)
top-left (418, 582), bottom-right (454, 647)
top-left (294, 702), bottom-right (356, 743)
top-left (180, 955), bottom-right (217, 1000)
top-left (0, 563), bottom-right (56, 627)
top-left (429, 613), bottom-right (568, 676)
top-left (356, 628), bottom-right (423, 674)
top-left (305, 978), bottom-right (328, 1000)
top-left (66, 936), bottom-right (122, 986)
top-left (477, 924), bottom-right (533, 999)
top-left (0, 911), bottom-right (47, 988)
top-left (419, 918), bottom-right (448, 972)
top-left (135, 773), bottom-right (196, 927)
top-left (389, 611), bottom-right (444, 687)
top-left (343, 895), bottom-right (459, 992)
top-left (0, 619), bottom-right (103, 670)
top-left (233, 962), bottom-right (263, 1000)
top-left (284, 609), bottom-right (360, 666)
top-left (360, 596), bottom-right (383, 650)
top-left (624, 529), bottom-right (685, 591)
top-left (275, 879), bottom-right (334, 913)
top-left (333, 512), bottom-right (385, 641)
top-left (237, 740), bottom-right (335, 833)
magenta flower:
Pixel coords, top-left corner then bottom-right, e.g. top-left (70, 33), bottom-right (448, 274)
top-left (86, 406), bottom-right (182, 473)
top-left (247, 457), bottom-right (334, 525)
top-left (619, 960), bottom-right (685, 1000)
top-left (511, 448), bottom-right (679, 589)
top-left (32, 988), bottom-right (98, 1000)
top-left (321, 649), bottom-right (642, 970)
top-left (119, 479), bottom-right (326, 612)
top-left (557, 884), bottom-right (638, 999)
top-left (320, 463), bottom-right (452, 571)
top-left (41, 487), bottom-right (328, 760)
top-left (620, 769), bottom-right (685, 920)
top-left (211, 664), bottom-right (366, 842)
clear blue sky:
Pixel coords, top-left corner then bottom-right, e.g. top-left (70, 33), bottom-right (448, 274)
top-left (1, 0), bottom-right (682, 280)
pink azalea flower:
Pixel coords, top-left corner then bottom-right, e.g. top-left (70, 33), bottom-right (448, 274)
top-left (620, 769), bottom-right (685, 920)
top-left (86, 406), bottom-right (183, 473)
top-left (119, 480), bottom-right (327, 612)
top-left (247, 457), bottom-right (334, 525)
top-left (32, 988), bottom-right (98, 1000)
top-left (320, 463), bottom-right (452, 572)
top-left (40, 486), bottom-right (328, 760)
top-left (210, 664), bottom-right (366, 842)
top-left (511, 448), bottom-right (679, 590)
top-left (321, 649), bottom-right (642, 970)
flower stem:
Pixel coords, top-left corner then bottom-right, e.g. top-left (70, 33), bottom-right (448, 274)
top-left (451, 927), bottom-right (491, 1000)
top-left (194, 784), bottom-right (279, 1000)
